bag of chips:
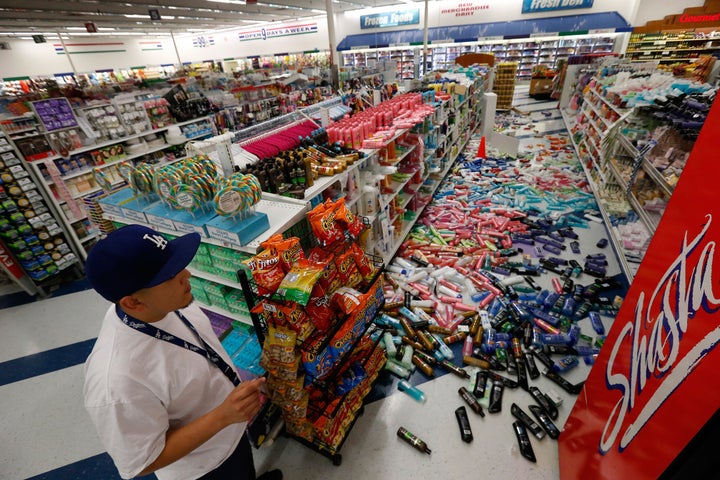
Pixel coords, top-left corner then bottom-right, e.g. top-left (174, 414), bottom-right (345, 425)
top-left (305, 283), bottom-right (337, 332)
top-left (261, 234), bottom-right (305, 273)
top-left (307, 200), bottom-right (344, 245)
top-left (243, 248), bottom-right (285, 296)
top-left (275, 259), bottom-right (325, 306)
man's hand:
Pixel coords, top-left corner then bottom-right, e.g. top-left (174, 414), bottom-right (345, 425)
top-left (219, 377), bottom-right (267, 426)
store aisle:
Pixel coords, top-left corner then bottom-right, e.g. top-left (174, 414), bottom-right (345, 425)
top-left (0, 87), bottom-right (624, 480)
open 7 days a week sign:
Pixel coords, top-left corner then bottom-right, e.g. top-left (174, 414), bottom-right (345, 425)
top-left (559, 98), bottom-right (720, 479)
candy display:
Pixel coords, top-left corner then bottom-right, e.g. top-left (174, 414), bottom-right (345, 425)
top-left (213, 172), bottom-right (262, 218)
top-left (153, 155), bottom-right (219, 213)
top-left (0, 142), bottom-right (78, 283)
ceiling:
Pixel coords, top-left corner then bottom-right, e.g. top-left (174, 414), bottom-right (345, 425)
top-left (0, 0), bottom-right (410, 39)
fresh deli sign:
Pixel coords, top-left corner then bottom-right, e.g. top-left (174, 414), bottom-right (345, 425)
top-left (238, 22), bottom-right (318, 42)
top-left (360, 10), bottom-right (420, 29)
top-left (521, 0), bottom-right (593, 13)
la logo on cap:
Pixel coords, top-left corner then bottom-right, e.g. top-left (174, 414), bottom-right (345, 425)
top-left (143, 234), bottom-right (168, 250)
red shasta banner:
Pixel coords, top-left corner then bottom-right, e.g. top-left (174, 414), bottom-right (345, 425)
top-left (559, 96), bottom-right (720, 478)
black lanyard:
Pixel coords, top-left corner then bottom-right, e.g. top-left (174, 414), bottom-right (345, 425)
top-left (115, 305), bottom-right (240, 387)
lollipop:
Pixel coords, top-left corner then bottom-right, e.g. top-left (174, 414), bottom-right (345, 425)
top-left (117, 161), bottom-right (134, 183)
top-left (93, 167), bottom-right (112, 191)
top-left (171, 183), bottom-right (202, 212)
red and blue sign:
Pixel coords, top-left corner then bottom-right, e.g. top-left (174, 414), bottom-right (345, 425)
top-left (559, 98), bottom-right (720, 478)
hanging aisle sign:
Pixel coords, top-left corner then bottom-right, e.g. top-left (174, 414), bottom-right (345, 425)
top-left (521, 0), bottom-right (593, 14)
top-left (558, 99), bottom-right (720, 478)
top-left (360, 10), bottom-right (420, 29)
top-left (238, 23), bottom-right (318, 42)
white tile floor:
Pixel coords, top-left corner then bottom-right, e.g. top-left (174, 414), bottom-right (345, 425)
top-left (0, 288), bottom-right (595, 479)
top-left (0, 83), bottom-right (621, 480)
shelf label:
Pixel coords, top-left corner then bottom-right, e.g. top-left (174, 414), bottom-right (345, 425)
top-left (530, 32), bottom-right (559, 38)
top-left (559, 98), bottom-right (720, 478)
top-left (478, 36), bottom-right (504, 42)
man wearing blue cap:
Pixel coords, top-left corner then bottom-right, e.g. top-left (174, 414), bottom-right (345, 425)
top-left (83, 224), bottom-right (281, 480)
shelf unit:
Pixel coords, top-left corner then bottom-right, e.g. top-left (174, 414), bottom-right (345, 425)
top-left (367, 77), bottom-right (485, 264)
top-left (0, 130), bottom-right (84, 295)
top-left (562, 61), bottom-right (717, 282)
top-left (8, 115), bottom-right (216, 260)
top-left (342, 49), bottom-right (417, 81)
top-left (342, 36), bottom-right (617, 80)
top-left (626, 31), bottom-right (720, 64)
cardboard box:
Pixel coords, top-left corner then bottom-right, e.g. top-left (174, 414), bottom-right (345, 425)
top-left (120, 195), bottom-right (160, 224)
top-left (171, 208), bottom-right (217, 238)
top-left (529, 78), bottom-right (554, 96)
top-left (145, 203), bottom-right (178, 231)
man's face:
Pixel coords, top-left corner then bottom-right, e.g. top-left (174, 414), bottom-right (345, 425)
top-left (134, 268), bottom-right (194, 317)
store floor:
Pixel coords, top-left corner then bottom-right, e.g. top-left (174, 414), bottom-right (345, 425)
top-left (0, 85), bottom-right (624, 479)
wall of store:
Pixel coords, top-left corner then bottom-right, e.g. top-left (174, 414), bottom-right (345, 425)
top-left (0, 0), bottom-right (712, 79)
top-left (633, 0), bottom-right (706, 26)
top-left (0, 18), bottom-right (330, 79)
top-left (336, 0), bottom-right (641, 36)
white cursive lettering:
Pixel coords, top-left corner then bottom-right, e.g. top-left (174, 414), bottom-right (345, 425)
top-left (601, 215), bottom-right (720, 453)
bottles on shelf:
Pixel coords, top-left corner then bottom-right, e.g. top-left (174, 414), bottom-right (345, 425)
top-left (343, 36), bottom-right (617, 81)
top-left (626, 30), bottom-right (720, 66)
top-left (562, 60), bottom-right (718, 281)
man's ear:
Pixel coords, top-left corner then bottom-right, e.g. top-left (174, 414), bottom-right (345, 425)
top-left (118, 294), bottom-right (145, 314)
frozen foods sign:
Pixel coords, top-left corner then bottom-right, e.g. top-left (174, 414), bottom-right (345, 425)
top-left (521, 0), bottom-right (593, 13)
top-left (360, 10), bottom-right (420, 29)
top-left (238, 23), bottom-right (318, 42)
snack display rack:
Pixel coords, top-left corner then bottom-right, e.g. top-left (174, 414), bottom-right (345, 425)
top-left (238, 215), bottom-right (387, 465)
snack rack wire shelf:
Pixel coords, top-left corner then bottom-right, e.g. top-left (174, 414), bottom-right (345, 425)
top-left (238, 238), bottom-right (386, 465)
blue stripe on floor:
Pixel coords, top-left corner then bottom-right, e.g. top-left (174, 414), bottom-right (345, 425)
top-left (0, 338), bottom-right (95, 386)
top-left (25, 452), bottom-right (157, 480)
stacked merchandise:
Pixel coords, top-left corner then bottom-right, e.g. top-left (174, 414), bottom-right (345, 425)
top-left (187, 242), bottom-right (251, 315)
top-left (244, 198), bottom-right (385, 461)
top-left (564, 60), bottom-right (717, 276)
top-left (493, 63), bottom-right (518, 110)
top-left (238, 130), bottom-right (365, 200)
top-left (98, 155), bottom-right (269, 249)
top-left (0, 133), bottom-right (79, 283)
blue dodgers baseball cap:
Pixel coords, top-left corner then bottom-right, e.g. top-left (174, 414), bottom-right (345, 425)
top-left (85, 224), bottom-right (201, 302)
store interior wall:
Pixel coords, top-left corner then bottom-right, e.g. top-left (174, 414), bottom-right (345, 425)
top-left (339, 0), bottom-right (640, 36)
top-left (0, 0), bottom-right (712, 79)
top-left (633, 0), bottom-right (707, 26)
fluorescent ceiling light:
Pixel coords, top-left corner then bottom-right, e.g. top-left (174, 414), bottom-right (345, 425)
top-left (310, 9), bottom-right (325, 13)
